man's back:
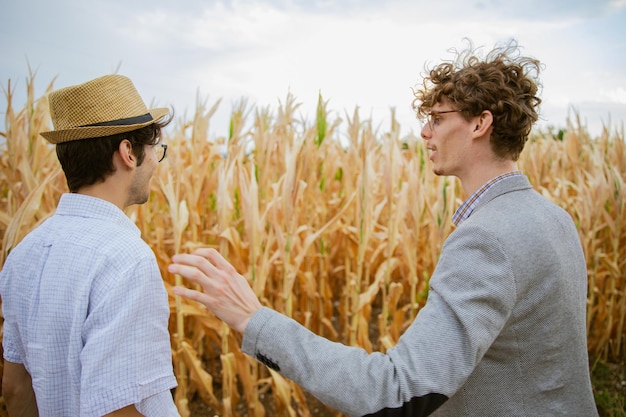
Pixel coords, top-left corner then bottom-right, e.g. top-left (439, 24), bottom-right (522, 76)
top-left (1, 194), bottom-right (177, 416)
top-left (431, 176), bottom-right (597, 415)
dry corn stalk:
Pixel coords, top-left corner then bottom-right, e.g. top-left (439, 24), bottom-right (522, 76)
top-left (0, 74), bottom-right (624, 417)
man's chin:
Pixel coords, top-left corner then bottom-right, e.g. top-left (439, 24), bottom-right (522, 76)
top-left (127, 194), bottom-right (149, 207)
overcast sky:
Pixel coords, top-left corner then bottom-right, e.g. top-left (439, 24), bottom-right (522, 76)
top-left (2, 0), bottom-right (625, 139)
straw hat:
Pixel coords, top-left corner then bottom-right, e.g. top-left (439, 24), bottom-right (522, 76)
top-left (40, 74), bottom-right (169, 144)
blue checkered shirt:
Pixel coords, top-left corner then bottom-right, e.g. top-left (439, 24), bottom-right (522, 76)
top-left (0, 193), bottom-right (179, 416)
top-left (452, 171), bottom-right (523, 226)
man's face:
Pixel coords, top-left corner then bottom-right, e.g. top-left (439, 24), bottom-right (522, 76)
top-left (420, 100), bottom-right (474, 178)
top-left (127, 144), bottom-right (158, 206)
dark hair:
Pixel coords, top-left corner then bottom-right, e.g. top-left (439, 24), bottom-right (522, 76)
top-left (413, 39), bottom-right (542, 160)
top-left (56, 115), bottom-right (172, 192)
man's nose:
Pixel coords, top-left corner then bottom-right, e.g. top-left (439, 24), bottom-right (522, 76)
top-left (421, 123), bottom-right (431, 140)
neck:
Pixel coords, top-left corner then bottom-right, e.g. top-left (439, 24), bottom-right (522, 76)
top-left (76, 176), bottom-right (130, 211)
top-left (459, 160), bottom-right (519, 197)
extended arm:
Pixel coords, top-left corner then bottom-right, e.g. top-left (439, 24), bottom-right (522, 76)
top-left (169, 227), bottom-right (515, 416)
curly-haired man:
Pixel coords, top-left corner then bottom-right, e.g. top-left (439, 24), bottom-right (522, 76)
top-left (168, 40), bottom-right (598, 416)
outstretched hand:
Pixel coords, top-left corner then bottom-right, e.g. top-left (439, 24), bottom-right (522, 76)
top-left (168, 248), bottom-right (262, 334)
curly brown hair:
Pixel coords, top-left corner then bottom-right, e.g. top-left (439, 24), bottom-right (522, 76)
top-left (412, 39), bottom-right (542, 160)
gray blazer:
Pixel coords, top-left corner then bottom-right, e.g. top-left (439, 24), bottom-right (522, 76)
top-left (242, 175), bottom-right (598, 416)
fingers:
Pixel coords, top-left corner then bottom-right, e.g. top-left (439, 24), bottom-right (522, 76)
top-left (170, 252), bottom-right (223, 281)
top-left (168, 248), bottom-right (261, 334)
top-left (168, 250), bottom-right (239, 300)
top-left (170, 252), bottom-right (214, 271)
top-left (193, 247), bottom-right (238, 275)
top-left (170, 249), bottom-right (234, 277)
top-left (167, 262), bottom-right (209, 288)
top-left (172, 285), bottom-right (209, 305)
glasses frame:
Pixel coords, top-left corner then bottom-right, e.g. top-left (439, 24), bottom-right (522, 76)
top-left (425, 109), bottom-right (465, 131)
top-left (157, 143), bottom-right (168, 163)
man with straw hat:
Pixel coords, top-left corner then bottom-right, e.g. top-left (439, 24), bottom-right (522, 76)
top-left (168, 39), bottom-right (598, 416)
top-left (0, 75), bottom-right (180, 416)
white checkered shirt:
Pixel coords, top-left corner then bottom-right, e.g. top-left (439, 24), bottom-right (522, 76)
top-left (0, 193), bottom-right (179, 416)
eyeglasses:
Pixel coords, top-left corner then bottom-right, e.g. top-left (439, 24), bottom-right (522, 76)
top-left (423, 109), bottom-right (464, 131)
top-left (156, 143), bottom-right (167, 162)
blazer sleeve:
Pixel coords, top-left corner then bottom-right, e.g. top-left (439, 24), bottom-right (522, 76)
top-left (242, 224), bottom-right (516, 417)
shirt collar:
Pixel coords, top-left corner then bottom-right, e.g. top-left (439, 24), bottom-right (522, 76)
top-left (56, 193), bottom-right (141, 234)
top-left (452, 171), bottom-right (523, 226)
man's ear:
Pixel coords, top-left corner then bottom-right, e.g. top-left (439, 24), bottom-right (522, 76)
top-left (472, 110), bottom-right (494, 138)
top-left (117, 139), bottom-right (136, 169)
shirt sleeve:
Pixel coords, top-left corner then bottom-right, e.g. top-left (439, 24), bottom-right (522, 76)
top-left (1, 267), bottom-right (21, 365)
top-left (1, 298), bottom-right (24, 364)
top-left (79, 255), bottom-right (177, 417)
top-left (242, 224), bottom-right (516, 417)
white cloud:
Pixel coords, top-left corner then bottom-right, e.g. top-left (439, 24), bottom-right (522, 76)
top-left (1, 0), bottom-right (624, 138)
top-left (611, 0), bottom-right (626, 9)
top-left (601, 87), bottom-right (626, 104)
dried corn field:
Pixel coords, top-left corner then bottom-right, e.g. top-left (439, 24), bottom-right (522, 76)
top-left (0, 76), bottom-right (624, 416)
